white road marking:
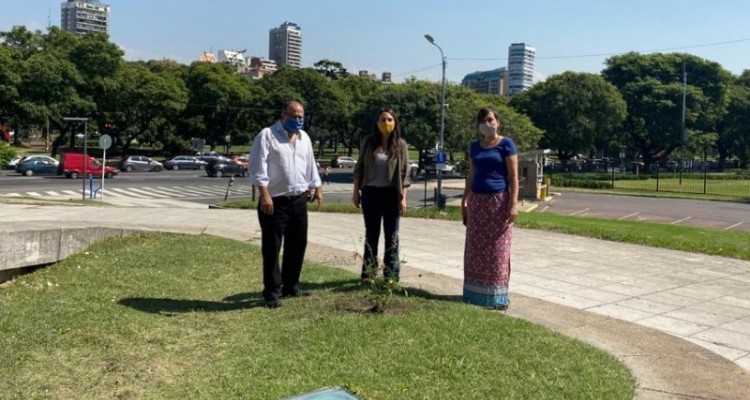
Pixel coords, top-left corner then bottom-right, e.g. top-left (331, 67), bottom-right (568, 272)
top-left (670, 216), bottom-right (693, 225)
top-left (540, 205), bottom-right (550, 213)
top-left (724, 221), bottom-right (745, 231)
top-left (569, 208), bottom-right (590, 216)
top-left (618, 212), bottom-right (639, 220)
top-left (125, 187), bottom-right (170, 198)
top-left (110, 188), bottom-right (151, 198)
top-left (141, 186), bottom-right (187, 197)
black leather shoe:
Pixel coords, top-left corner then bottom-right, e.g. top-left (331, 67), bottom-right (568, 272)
top-left (265, 299), bottom-right (282, 309)
top-left (281, 290), bottom-right (311, 298)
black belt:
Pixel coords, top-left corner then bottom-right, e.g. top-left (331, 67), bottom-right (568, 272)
top-left (273, 192), bottom-right (307, 201)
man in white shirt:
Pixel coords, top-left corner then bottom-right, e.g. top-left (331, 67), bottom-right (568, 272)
top-left (249, 100), bottom-right (323, 308)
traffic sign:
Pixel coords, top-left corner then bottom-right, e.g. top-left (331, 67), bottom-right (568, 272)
top-left (434, 151), bottom-right (446, 163)
top-left (99, 134), bottom-right (112, 150)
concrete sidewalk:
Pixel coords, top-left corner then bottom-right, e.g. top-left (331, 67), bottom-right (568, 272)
top-left (2, 201), bottom-right (750, 399)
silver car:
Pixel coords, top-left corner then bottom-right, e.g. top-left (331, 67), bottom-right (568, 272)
top-left (119, 156), bottom-right (163, 172)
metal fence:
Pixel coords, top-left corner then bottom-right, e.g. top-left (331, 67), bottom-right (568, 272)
top-left (546, 159), bottom-right (750, 198)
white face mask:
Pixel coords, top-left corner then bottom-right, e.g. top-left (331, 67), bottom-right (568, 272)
top-left (479, 122), bottom-right (497, 136)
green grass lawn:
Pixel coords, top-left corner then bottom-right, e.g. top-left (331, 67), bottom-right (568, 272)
top-left (0, 234), bottom-right (635, 399)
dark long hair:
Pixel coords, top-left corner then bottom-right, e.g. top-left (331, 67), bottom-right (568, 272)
top-left (476, 106), bottom-right (501, 128)
top-left (366, 108), bottom-right (402, 157)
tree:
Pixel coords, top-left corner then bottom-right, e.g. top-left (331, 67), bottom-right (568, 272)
top-left (720, 84), bottom-right (750, 167)
top-left (333, 75), bottom-right (382, 156)
top-left (511, 72), bottom-right (627, 161)
top-left (182, 62), bottom-right (255, 151)
top-left (602, 52), bottom-right (732, 168)
top-left (0, 46), bottom-right (20, 125)
top-left (313, 59), bottom-right (349, 80)
top-left (106, 62), bottom-right (188, 154)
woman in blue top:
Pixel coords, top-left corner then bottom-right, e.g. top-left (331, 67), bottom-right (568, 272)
top-left (461, 106), bottom-right (519, 310)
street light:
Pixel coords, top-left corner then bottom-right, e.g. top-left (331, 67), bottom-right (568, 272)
top-left (424, 34), bottom-right (447, 209)
top-left (64, 117), bottom-right (89, 200)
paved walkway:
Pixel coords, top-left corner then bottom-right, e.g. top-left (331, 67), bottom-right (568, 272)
top-left (3, 200), bottom-right (750, 399)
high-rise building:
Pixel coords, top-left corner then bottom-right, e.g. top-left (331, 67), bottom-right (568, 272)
top-left (508, 43), bottom-right (536, 96)
top-left (461, 67), bottom-right (508, 96)
top-left (269, 22), bottom-right (302, 68)
top-left (507, 43), bottom-right (535, 96)
top-left (61, 0), bottom-right (110, 36)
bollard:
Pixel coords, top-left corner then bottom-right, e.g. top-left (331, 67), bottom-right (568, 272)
top-left (224, 176), bottom-right (235, 201)
top-left (89, 175), bottom-right (94, 199)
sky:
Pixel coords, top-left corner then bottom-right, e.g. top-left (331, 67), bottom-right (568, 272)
top-left (3, 0), bottom-right (750, 84)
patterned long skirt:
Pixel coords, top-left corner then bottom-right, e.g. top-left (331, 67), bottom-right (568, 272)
top-left (463, 191), bottom-right (513, 308)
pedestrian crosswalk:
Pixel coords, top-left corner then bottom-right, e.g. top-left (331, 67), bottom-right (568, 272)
top-left (1, 182), bottom-right (353, 201)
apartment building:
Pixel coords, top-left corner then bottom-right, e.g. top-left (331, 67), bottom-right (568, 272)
top-left (61, 0), bottom-right (110, 36)
top-left (507, 43), bottom-right (536, 96)
top-left (269, 22), bottom-right (302, 68)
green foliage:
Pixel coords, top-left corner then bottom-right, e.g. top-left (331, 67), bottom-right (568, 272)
top-left (511, 71), bottom-right (627, 160)
top-left (0, 141), bottom-right (17, 168)
top-left (602, 52), bottom-right (734, 167)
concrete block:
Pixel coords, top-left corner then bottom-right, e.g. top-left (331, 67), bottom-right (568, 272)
top-left (0, 229), bottom-right (62, 271)
top-left (58, 227), bottom-right (124, 260)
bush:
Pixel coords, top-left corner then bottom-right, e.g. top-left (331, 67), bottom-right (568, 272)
top-left (0, 141), bottom-right (17, 169)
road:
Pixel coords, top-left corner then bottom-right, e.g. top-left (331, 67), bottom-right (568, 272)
top-left (541, 191), bottom-right (750, 231)
top-left (3, 168), bottom-right (747, 231)
top-left (0, 167), bottom-right (463, 207)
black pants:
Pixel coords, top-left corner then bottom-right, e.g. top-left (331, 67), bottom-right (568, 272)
top-left (258, 193), bottom-right (308, 301)
top-left (361, 186), bottom-right (400, 280)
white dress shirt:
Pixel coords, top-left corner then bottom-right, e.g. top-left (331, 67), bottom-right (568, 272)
top-left (249, 121), bottom-right (321, 197)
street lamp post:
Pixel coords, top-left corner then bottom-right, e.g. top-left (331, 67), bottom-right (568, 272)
top-left (64, 117), bottom-right (89, 200)
top-left (424, 34), bottom-right (447, 209)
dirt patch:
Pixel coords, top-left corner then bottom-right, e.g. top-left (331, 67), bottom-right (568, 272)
top-left (334, 296), bottom-right (414, 315)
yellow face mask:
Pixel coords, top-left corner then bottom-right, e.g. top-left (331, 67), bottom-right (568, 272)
top-left (378, 121), bottom-right (395, 136)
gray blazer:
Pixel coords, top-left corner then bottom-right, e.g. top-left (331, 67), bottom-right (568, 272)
top-left (353, 138), bottom-right (411, 199)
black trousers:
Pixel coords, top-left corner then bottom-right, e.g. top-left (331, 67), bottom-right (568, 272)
top-left (257, 193), bottom-right (308, 301)
top-left (361, 186), bottom-right (401, 280)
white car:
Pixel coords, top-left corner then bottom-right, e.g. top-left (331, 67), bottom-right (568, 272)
top-left (334, 156), bottom-right (356, 168)
top-left (424, 161), bottom-right (454, 174)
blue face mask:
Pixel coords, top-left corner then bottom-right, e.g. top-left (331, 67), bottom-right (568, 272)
top-left (282, 117), bottom-right (304, 133)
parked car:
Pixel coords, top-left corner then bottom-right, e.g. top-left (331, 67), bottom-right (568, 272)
top-left (58, 153), bottom-right (118, 179)
top-left (331, 155), bottom-right (355, 168)
top-left (164, 156), bottom-right (207, 171)
top-left (424, 161), bottom-right (455, 175)
top-left (15, 158), bottom-right (59, 176)
top-left (9, 155), bottom-right (59, 169)
top-left (196, 151), bottom-right (221, 162)
top-left (119, 156), bottom-right (163, 172)
top-left (206, 157), bottom-right (247, 178)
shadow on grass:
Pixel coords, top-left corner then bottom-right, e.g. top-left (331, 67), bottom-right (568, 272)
top-left (118, 278), bottom-right (464, 315)
top-left (315, 277), bottom-right (464, 304)
top-left (119, 293), bottom-right (264, 315)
